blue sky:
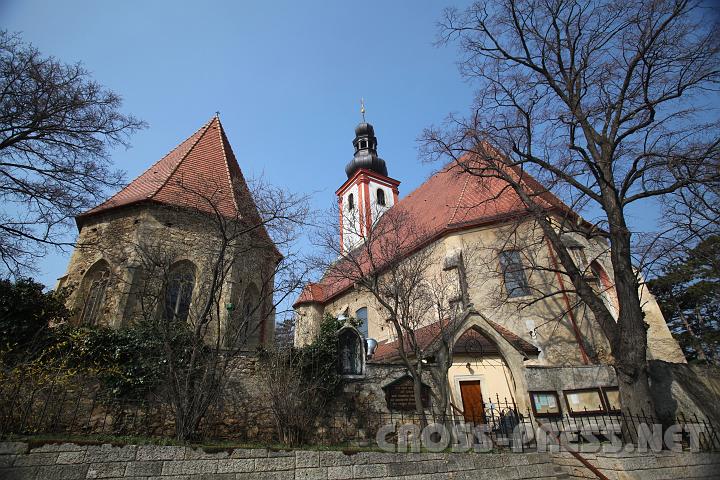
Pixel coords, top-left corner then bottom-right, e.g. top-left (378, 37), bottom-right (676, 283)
top-left (3, 0), bottom-right (478, 288)
top-left (3, 0), bottom-right (715, 290)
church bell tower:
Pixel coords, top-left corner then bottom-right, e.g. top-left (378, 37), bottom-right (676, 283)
top-left (336, 106), bottom-right (400, 253)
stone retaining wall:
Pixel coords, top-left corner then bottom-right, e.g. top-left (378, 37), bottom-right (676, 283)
top-left (1, 441), bottom-right (719, 479)
top-left (551, 449), bottom-right (720, 479)
top-left (0, 441), bottom-right (562, 480)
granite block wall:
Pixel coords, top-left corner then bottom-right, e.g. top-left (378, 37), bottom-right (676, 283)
top-left (0, 442), bottom-right (562, 480)
top-left (551, 449), bottom-right (720, 479)
top-left (1, 441), bottom-right (719, 479)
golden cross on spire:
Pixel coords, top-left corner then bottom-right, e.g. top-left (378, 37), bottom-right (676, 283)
top-left (360, 98), bottom-right (366, 122)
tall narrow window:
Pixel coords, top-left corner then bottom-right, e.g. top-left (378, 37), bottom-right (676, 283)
top-left (377, 188), bottom-right (386, 206)
top-left (80, 262), bottom-right (110, 326)
top-left (347, 193), bottom-right (354, 211)
top-left (355, 307), bottom-right (368, 337)
top-left (561, 235), bottom-right (588, 273)
top-left (165, 262), bottom-right (195, 322)
top-left (499, 250), bottom-right (531, 297)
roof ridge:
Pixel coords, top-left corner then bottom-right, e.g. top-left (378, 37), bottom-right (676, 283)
top-left (148, 117), bottom-right (215, 200)
top-left (448, 171), bottom-right (470, 225)
top-left (214, 117), bottom-right (241, 215)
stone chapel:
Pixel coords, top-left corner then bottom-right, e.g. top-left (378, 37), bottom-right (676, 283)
top-left (57, 116), bottom-right (277, 349)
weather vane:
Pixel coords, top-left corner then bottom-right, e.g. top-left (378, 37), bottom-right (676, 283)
top-left (360, 98), bottom-right (366, 122)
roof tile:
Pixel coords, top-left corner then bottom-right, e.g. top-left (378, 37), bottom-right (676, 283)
top-left (294, 161), bottom-right (537, 307)
top-left (78, 116), bottom-right (250, 221)
top-left (372, 318), bottom-right (539, 363)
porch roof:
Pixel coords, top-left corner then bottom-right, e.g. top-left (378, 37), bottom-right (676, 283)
top-left (372, 318), bottom-right (539, 363)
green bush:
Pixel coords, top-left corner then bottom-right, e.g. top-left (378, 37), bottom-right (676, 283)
top-left (0, 275), bottom-right (194, 400)
top-left (0, 278), bottom-right (69, 363)
top-left (40, 320), bottom-right (194, 400)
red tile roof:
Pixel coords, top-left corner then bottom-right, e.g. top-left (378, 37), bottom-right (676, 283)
top-left (484, 319), bottom-right (540, 356)
top-left (294, 283), bottom-right (326, 305)
top-left (294, 160), bottom-right (564, 308)
top-left (372, 319), bottom-right (539, 363)
top-left (77, 116), bottom-right (256, 224)
top-left (372, 320), bottom-right (449, 363)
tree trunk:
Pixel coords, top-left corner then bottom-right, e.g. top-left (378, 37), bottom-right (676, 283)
top-left (690, 307), bottom-right (708, 362)
top-left (175, 409), bottom-right (193, 442)
top-left (431, 344), bottom-right (453, 421)
top-left (606, 207), bottom-right (655, 427)
top-left (412, 371), bottom-right (429, 429)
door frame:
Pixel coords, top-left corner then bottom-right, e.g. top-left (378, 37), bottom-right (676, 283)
top-left (454, 375), bottom-right (487, 418)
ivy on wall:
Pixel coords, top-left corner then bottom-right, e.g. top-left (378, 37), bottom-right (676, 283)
top-left (297, 314), bottom-right (357, 394)
top-left (0, 277), bottom-right (194, 400)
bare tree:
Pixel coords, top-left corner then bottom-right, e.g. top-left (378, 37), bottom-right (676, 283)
top-left (258, 316), bottom-right (345, 447)
top-left (315, 204), bottom-right (478, 424)
top-left (126, 174), bottom-right (309, 441)
top-left (423, 0), bottom-right (720, 417)
top-left (0, 31), bottom-right (146, 275)
top-left (649, 173), bottom-right (720, 270)
top-left (257, 346), bottom-right (326, 446)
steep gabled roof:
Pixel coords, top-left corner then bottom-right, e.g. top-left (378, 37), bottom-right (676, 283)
top-left (77, 116), bottom-right (255, 224)
top-left (372, 319), bottom-right (539, 363)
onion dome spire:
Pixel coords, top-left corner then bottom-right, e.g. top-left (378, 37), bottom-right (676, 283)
top-left (345, 100), bottom-right (388, 178)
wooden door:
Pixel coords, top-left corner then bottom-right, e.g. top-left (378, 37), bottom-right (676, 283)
top-left (460, 380), bottom-right (485, 424)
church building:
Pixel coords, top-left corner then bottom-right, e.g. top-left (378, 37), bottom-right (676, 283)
top-left (294, 119), bottom-right (686, 419)
top-left (57, 116), bottom-right (277, 349)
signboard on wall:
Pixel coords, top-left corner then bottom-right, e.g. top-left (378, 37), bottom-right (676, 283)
top-left (383, 376), bottom-right (431, 412)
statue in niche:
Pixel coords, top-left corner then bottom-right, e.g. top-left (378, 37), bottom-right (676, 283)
top-left (338, 327), bottom-right (363, 375)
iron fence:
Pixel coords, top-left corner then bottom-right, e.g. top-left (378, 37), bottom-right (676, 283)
top-left (1, 379), bottom-right (718, 452)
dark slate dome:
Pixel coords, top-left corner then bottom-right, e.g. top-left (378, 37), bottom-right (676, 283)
top-left (345, 122), bottom-right (388, 178)
top-left (354, 122), bottom-right (374, 137)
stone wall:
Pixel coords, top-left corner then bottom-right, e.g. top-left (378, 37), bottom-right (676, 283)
top-left (551, 450), bottom-right (720, 479)
top-left (0, 355), bottom-right (432, 446)
top-left (58, 203), bottom-right (276, 346)
top-left (2, 441), bottom-right (719, 479)
top-left (225, 358), bottom-right (433, 445)
top-left (222, 357), bottom-right (428, 445)
top-left (524, 365), bottom-right (618, 392)
top-left (0, 441), bottom-right (563, 480)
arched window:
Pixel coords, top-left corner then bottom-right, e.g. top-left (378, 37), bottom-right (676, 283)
top-left (80, 260), bottom-right (110, 326)
top-left (164, 262), bottom-right (195, 322)
top-left (355, 307), bottom-right (368, 337)
top-left (499, 250), bottom-right (531, 297)
top-left (347, 193), bottom-right (355, 211)
top-left (377, 188), bottom-right (386, 206)
top-left (338, 327), bottom-right (364, 376)
top-left (590, 261), bottom-right (619, 321)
